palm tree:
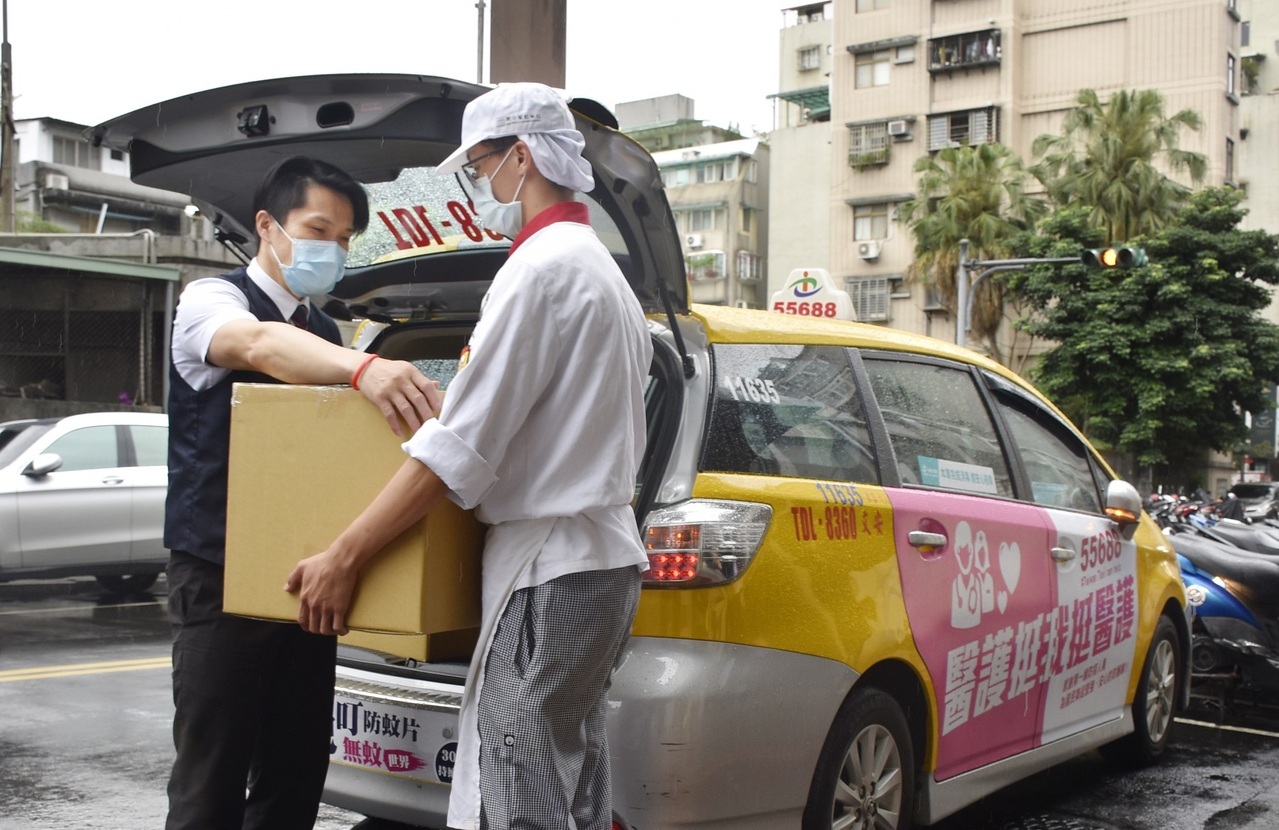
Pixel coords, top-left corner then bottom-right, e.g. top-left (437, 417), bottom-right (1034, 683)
top-left (899, 142), bottom-right (1045, 362)
top-left (1031, 89), bottom-right (1206, 243)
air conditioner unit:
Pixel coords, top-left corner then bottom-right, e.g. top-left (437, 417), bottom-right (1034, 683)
top-left (887, 120), bottom-right (912, 138)
top-left (44, 173), bottom-right (70, 191)
top-left (857, 240), bottom-right (882, 261)
top-left (685, 233), bottom-right (704, 249)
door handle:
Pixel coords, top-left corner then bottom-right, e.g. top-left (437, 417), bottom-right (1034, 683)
top-left (101, 476), bottom-right (125, 485)
top-left (1051, 546), bottom-right (1075, 562)
top-left (908, 530), bottom-right (947, 550)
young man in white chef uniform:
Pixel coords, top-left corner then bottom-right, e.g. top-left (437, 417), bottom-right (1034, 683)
top-left (285, 83), bottom-right (652, 830)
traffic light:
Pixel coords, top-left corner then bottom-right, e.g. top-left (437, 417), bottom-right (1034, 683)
top-left (1081, 247), bottom-right (1148, 268)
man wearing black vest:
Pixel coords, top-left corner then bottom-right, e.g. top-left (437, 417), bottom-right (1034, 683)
top-left (163, 156), bottom-right (441, 830)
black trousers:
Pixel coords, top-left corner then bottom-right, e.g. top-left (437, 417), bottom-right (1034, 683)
top-left (165, 551), bottom-right (337, 830)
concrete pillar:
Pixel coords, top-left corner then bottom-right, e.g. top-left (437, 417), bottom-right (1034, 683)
top-left (490, 0), bottom-right (567, 87)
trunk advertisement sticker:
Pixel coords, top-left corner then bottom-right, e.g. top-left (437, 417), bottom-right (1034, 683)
top-left (332, 695), bottom-right (452, 783)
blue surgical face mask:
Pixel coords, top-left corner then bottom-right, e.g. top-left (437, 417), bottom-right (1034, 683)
top-left (267, 219), bottom-right (348, 297)
top-left (470, 147), bottom-right (526, 239)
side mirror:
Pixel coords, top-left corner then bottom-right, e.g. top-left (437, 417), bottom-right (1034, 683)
top-left (1104, 479), bottom-right (1143, 541)
top-left (23, 453), bottom-right (64, 477)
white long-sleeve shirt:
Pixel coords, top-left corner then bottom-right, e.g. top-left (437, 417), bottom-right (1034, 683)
top-left (400, 202), bottom-right (652, 829)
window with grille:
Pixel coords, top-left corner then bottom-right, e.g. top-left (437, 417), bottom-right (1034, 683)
top-left (848, 277), bottom-right (890, 322)
top-left (1227, 53), bottom-right (1237, 97)
top-left (928, 30), bottom-right (1000, 73)
top-left (799, 46), bottom-right (822, 71)
top-left (686, 251), bottom-right (726, 281)
top-left (1226, 137), bottom-right (1236, 183)
top-left (927, 107), bottom-right (999, 151)
top-left (849, 122), bottom-right (890, 167)
top-left (737, 251), bottom-right (762, 282)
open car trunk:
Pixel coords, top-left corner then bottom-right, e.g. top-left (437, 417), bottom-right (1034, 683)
top-left (89, 73), bottom-right (688, 322)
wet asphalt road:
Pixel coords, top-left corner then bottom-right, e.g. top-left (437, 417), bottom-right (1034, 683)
top-left (2, 577), bottom-right (1278, 830)
top-left (0, 577), bottom-right (365, 830)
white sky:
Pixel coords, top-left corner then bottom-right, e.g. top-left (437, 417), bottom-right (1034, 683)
top-left (8, 0), bottom-right (787, 134)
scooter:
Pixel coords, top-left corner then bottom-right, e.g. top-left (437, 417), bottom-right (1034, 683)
top-left (1169, 527), bottom-right (1279, 700)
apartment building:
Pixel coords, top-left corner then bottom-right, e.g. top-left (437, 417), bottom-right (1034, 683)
top-left (1238, 0), bottom-right (1279, 274)
top-left (621, 96), bottom-right (771, 308)
top-left (769, 0), bottom-right (1246, 347)
top-left (12, 117), bottom-right (190, 234)
top-left (768, 3), bottom-right (836, 296)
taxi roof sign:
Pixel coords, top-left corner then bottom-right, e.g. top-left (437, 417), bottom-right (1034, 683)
top-left (770, 268), bottom-right (856, 322)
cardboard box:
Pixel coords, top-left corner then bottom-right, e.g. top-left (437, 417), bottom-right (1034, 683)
top-left (224, 383), bottom-right (482, 660)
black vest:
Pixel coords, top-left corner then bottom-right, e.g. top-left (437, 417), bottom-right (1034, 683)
top-left (164, 268), bottom-right (341, 564)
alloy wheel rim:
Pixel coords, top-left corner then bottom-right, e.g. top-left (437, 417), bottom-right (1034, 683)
top-left (1146, 638), bottom-right (1176, 744)
top-left (832, 723), bottom-right (904, 830)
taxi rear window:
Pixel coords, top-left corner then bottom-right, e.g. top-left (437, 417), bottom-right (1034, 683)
top-left (349, 166), bottom-right (629, 268)
top-left (701, 344), bottom-right (879, 484)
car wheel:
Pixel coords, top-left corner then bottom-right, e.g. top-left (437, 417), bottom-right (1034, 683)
top-left (1101, 615), bottom-right (1180, 767)
top-left (803, 685), bottom-right (915, 830)
top-left (95, 573), bottom-right (159, 595)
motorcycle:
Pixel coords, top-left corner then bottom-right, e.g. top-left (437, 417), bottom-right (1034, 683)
top-left (1148, 493), bottom-right (1279, 700)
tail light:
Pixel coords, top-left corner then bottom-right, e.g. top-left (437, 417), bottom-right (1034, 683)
top-left (641, 499), bottom-right (772, 587)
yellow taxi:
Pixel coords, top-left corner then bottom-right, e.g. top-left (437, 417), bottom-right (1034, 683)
top-left (618, 303), bottom-right (1187, 829)
top-left (95, 74), bottom-right (1188, 830)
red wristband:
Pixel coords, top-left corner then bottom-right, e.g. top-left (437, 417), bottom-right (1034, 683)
top-left (351, 353), bottom-right (379, 391)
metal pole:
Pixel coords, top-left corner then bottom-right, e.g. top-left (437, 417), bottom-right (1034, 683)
top-left (0, 0), bottom-right (15, 234)
top-left (958, 253), bottom-right (1080, 350)
top-left (476, 0), bottom-right (486, 84)
top-left (956, 239), bottom-right (969, 348)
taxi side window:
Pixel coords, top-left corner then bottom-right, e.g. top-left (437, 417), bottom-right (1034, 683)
top-left (702, 344), bottom-right (878, 484)
top-left (987, 378), bottom-right (1103, 513)
top-left (42, 425), bottom-right (120, 472)
top-left (863, 358), bottom-right (1013, 497)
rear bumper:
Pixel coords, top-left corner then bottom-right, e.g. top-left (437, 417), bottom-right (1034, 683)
top-left (325, 761), bottom-right (452, 827)
top-left (323, 637), bottom-right (857, 829)
top-left (608, 638), bottom-right (857, 830)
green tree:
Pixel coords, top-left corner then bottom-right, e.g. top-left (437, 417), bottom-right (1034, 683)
top-left (1031, 89), bottom-right (1207, 244)
top-left (1009, 188), bottom-right (1279, 469)
top-left (899, 142), bottom-right (1044, 362)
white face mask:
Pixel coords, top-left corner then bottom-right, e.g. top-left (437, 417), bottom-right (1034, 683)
top-left (470, 147), bottom-right (526, 238)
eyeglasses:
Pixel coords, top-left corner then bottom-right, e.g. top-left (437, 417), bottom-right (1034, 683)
top-left (461, 146), bottom-right (508, 185)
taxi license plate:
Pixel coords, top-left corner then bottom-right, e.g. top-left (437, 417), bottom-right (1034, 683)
top-left (331, 675), bottom-right (462, 785)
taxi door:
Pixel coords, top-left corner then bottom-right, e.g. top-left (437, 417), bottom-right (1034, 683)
top-left (983, 373), bottom-right (1140, 744)
top-left (862, 355), bottom-right (1057, 781)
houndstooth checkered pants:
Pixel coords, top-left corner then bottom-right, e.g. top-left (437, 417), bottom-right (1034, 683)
top-left (477, 564), bottom-right (641, 830)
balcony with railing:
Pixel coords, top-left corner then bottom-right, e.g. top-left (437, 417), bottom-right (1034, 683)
top-left (928, 29), bottom-right (1000, 74)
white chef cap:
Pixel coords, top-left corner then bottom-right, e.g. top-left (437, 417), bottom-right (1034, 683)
top-left (436, 82), bottom-right (595, 193)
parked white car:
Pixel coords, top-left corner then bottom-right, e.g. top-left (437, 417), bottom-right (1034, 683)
top-left (0, 411), bottom-right (169, 593)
